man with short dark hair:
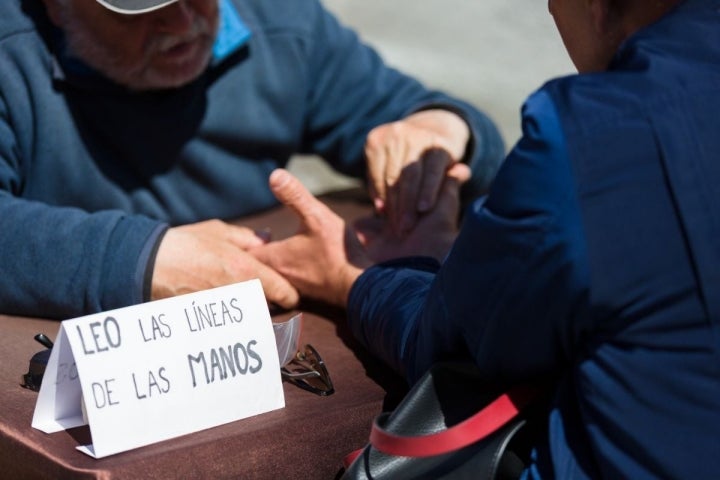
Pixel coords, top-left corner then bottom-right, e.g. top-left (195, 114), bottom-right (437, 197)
top-left (0, 0), bottom-right (504, 318)
top-left (254, 0), bottom-right (720, 477)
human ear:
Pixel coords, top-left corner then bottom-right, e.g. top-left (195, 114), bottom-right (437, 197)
top-left (587, 0), bottom-right (612, 34)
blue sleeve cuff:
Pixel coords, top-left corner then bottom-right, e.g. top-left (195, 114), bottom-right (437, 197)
top-left (347, 256), bottom-right (440, 377)
top-left (99, 217), bottom-right (169, 311)
top-left (140, 224), bottom-right (170, 303)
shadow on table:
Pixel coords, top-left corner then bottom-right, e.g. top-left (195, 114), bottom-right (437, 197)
top-left (299, 298), bottom-right (410, 413)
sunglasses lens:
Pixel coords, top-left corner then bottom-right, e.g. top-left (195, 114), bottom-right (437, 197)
top-left (21, 349), bottom-right (51, 391)
top-left (281, 344), bottom-right (334, 396)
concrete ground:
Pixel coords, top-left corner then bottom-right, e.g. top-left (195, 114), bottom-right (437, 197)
top-left (288, 0), bottom-right (576, 193)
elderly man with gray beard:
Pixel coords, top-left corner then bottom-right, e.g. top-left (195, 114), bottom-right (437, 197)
top-left (0, 0), bottom-right (504, 318)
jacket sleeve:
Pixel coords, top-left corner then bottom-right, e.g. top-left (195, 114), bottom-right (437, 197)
top-left (347, 90), bottom-right (591, 385)
top-left (0, 97), bottom-right (167, 320)
top-left (300, 0), bottom-right (505, 196)
top-left (0, 196), bottom-right (167, 321)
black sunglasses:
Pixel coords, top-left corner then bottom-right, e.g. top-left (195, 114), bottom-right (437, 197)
top-left (21, 333), bottom-right (54, 392)
top-left (281, 344), bottom-right (335, 396)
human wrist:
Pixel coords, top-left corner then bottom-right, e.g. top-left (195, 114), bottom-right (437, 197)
top-left (435, 110), bottom-right (471, 161)
top-left (334, 263), bottom-right (365, 308)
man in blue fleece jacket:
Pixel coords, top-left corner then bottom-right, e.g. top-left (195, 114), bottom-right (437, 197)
top-left (0, 0), bottom-right (504, 318)
top-left (254, 0), bottom-right (720, 477)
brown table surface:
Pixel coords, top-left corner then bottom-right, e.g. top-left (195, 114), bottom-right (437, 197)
top-left (0, 191), bottom-right (407, 479)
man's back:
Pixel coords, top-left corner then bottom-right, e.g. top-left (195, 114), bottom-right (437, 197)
top-left (542, 1), bottom-right (720, 476)
top-left (344, 1), bottom-right (720, 477)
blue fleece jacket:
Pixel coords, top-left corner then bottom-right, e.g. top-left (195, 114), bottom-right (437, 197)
top-left (0, 0), bottom-right (504, 319)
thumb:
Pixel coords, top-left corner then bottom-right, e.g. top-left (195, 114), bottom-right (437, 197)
top-left (446, 162), bottom-right (472, 184)
top-left (352, 215), bottom-right (386, 246)
top-left (269, 168), bottom-right (307, 205)
top-left (268, 168), bottom-right (331, 228)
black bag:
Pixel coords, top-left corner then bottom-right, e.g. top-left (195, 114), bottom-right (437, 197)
top-left (342, 363), bottom-right (542, 480)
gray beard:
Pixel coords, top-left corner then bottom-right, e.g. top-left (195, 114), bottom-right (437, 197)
top-left (57, 4), bottom-right (217, 91)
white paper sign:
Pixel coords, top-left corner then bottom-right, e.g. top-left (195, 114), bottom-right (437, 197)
top-left (31, 280), bottom-right (285, 458)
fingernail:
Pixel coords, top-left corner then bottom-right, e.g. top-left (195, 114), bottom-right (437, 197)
top-left (270, 169), bottom-right (290, 188)
top-left (255, 227), bottom-right (272, 242)
top-left (374, 198), bottom-right (384, 212)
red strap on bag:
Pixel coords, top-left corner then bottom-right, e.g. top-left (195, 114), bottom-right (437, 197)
top-left (343, 385), bottom-right (536, 469)
top-left (344, 449), bottom-right (364, 469)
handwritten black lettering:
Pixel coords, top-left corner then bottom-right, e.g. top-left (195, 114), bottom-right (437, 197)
top-left (55, 362), bottom-right (79, 385)
top-left (247, 340), bottom-right (263, 374)
top-left (91, 378), bottom-right (119, 408)
top-left (132, 367), bottom-right (171, 399)
top-left (187, 339), bottom-right (262, 388)
top-left (232, 343), bottom-right (248, 374)
top-left (209, 348), bottom-right (223, 381)
top-left (187, 352), bottom-right (206, 388)
top-left (138, 313), bottom-right (172, 342)
top-left (77, 316), bottom-right (121, 355)
top-left (184, 298), bottom-right (244, 333)
top-left (219, 347), bottom-right (236, 378)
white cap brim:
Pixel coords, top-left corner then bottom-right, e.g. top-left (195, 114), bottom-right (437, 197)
top-left (95, 0), bottom-right (179, 15)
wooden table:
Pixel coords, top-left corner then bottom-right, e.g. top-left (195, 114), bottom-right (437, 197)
top-left (0, 191), bottom-right (406, 479)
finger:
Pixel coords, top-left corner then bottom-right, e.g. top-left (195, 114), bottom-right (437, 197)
top-left (447, 162), bottom-right (472, 183)
top-left (383, 139), bottom-right (413, 235)
top-left (352, 215), bottom-right (386, 246)
top-left (254, 260), bottom-right (300, 309)
top-left (434, 167), bottom-right (467, 216)
top-left (393, 158), bottom-right (423, 234)
top-left (365, 136), bottom-right (388, 213)
top-left (254, 227), bottom-right (272, 243)
top-left (268, 169), bottom-right (332, 230)
top-left (417, 148), bottom-right (454, 213)
top-left (383, 139), bottom-right (407, 191)
top-left (225, 224), bottom-right (271, 249)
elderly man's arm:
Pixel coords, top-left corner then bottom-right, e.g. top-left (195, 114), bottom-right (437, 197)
top-left (0, 189), bottom-right (299, 319)
top-left (0, 193), bottom-right (164, 319)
